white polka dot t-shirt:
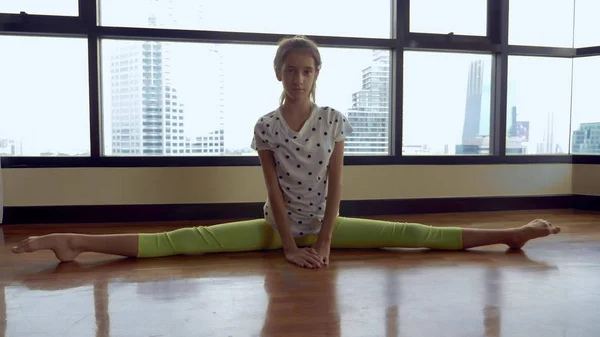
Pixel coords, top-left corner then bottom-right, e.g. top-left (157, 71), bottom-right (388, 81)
top-left (251, 104), bottom-right (354, 237)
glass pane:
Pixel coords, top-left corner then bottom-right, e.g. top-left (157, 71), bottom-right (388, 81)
top-left (99, 0), bottom-right (390, 38)
top-left (571, 56), bottom-right (600, 155)
top-left (402, 51), bottom-right (492, 155)
top-left (0, 36), bottom-right (90, 157)
top-left (506, 56), bottom-right (572, 155)
top-left (509, 0), bottom-right (575, 47)
top-left (100, 39), bottom-right (392, 156)
top-left (0, 0), bottom-right (77, 16)
top-left (409, 0), bottom-right (487, 36)
top-left (574, 0), bottom-right (600, 48)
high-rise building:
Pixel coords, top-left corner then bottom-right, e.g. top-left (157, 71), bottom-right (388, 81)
top-left (507, 106), bottom-right (517, 137)
top-left (344, 50), bottom-right (390, 154)
top-left (0, 138), bottom-right (22, 156)
top-left (458, 60), bottom-right (524, 154)
top-left (110, 38), bottom-right (189, 155)
top-left (109, 1), bottom-right (224, 156)
top-left (457, 60), bottom-right (489, 154)
top-left (461, 60), bottom-right (487, 146)
top-left (572, 122), bottom-right (600, 154)
top-left (536, 110), bottom-right (557, 154)
top-left (188, 47), bottom-right (225, 155)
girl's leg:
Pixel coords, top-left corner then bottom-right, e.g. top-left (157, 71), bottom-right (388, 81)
top-left (12, 219), bottom-right (283, 261)
top-left (329, 217), bottom-right (560, 250)
top-left (461, 219), bottom-right (560, 249)
top-left (12, 233), bottom-right (139, 261)
top-left (329, 217), bottom-right (463, 250)
top-left (137, 219), bottom-right (281, 257)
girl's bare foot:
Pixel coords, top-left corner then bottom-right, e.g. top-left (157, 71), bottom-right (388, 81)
top-left (507, 219), bottom-right (561, 249)
top-left (11, 234), bottom-right (82, 262)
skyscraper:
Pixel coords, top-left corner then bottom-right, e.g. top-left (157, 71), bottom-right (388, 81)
top-left (458, 60), bottom-right (524, 154)
top-left (456, 60), bottom-right (490, 154)
top-left (188, 47), bottom-right (226, 155)
top-left (0, 138), bottom-right (22, 156)
top-left (507, 106), bottom-right (517, 137)
top-left (572, 122), bottom-right (600, 154)
top-left (344, 50), bottom-right (390, 154)
top-left (461, 60), bottom-right (486, 146)
top-left (109, 32), bottom-right (189, 155)
top-left (108, 1), bottom-right (224, 156)
top-left (537, 110), bottom-right (556, 154)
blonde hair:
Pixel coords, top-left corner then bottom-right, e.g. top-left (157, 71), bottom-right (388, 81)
top-left (273, 35), bottom-right (322, 106)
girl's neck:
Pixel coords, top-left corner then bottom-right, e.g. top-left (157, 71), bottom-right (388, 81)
top-left (282, 99), bottom-right (313, 119)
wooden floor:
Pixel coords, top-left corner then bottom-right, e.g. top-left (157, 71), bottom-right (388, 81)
top-left (1, 209), bottom-right (599, 337)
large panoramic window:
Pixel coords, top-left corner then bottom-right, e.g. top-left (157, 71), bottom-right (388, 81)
top-left (3, 0), bottom-right (597, 166)
top-left (99, 0), bottom-right (391, 39)
top-left (0, 36), bottom-right (90, 157)
top-left (506, 56), bottom-right (573, 155)
top-left (100, 40), bottom-right (392, 156)
top-left (402, 51), bottom-right (493, 155)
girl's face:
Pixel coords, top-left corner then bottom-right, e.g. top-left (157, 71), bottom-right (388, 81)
top-left (279, 50), bottom-right (319, 103)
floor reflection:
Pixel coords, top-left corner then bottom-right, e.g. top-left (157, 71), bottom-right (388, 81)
top-left (261, 266), bottom-right (341, 336)
top-left (0, 246), bottom-right (575, 337)
top-left (94, 281), bottom-right (109, 337)
top-left (483, 267), bottom-right (501, 337)
top-left (385, 269), bottom-right (399, 337)
top-left (0, 285), bottom-right (5, 337)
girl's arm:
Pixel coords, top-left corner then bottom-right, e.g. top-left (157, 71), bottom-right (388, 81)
top-left (257, 150), bottom-right (298, 252)
top-left (258, 150), bottom-right (324, 269)
top-left (316, 140), bottom-right (345, 246)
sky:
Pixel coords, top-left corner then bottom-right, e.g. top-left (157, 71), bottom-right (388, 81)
top-left (0, 0), bottom-right (599, 156)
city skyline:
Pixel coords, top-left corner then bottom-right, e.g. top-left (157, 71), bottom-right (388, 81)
top-left (2, 1), bottom-right (600, 156)
top-left (2, 39), bottom-right (599, 156)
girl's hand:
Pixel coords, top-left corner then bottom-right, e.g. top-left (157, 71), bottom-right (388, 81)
top-left (284, 247), bottom-right (324, 269)
top-left (312, 241), bottom-right (331, 266)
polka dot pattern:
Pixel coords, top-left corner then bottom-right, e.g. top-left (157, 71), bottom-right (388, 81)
top-left (250, 105), bottom-right (354, 237)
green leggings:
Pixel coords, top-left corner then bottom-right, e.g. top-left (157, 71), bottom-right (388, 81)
top-left (137, 217), bottom-right (464, 258)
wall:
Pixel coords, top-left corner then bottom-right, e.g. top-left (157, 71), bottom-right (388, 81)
top-left (573, 164), bottom-right (600, 196)
top-left (2, 164), bottom-right (572, 207)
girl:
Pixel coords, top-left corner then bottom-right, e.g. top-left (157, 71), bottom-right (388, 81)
top-left (11, 36), bottom-right (560, 269)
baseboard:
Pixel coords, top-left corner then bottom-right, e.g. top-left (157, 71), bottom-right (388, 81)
top-left (572, 194), bottom-right (600, 211)
top-left (2, 194), bottom-right (588, 225)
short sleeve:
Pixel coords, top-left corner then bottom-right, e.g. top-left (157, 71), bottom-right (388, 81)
top-left (250, 118), bottom-right (275, 152)
top-left (333, 109), bottom-right (353, 142)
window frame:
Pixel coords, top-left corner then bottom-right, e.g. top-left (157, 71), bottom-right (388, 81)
top-left (0, 0), bottom-right (598, 168)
